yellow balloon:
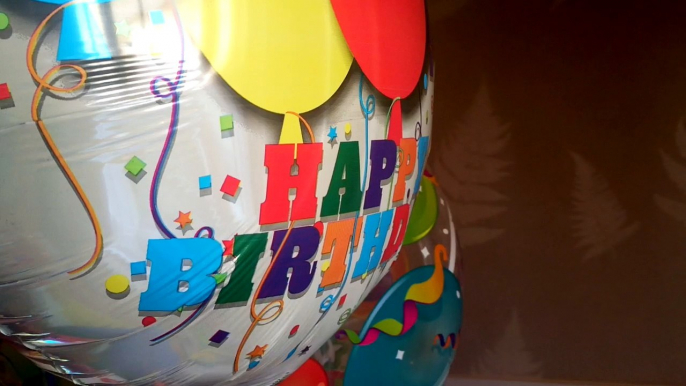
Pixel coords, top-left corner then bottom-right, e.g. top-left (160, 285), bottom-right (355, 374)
top-left (178, 0), bottom-right (354, 114)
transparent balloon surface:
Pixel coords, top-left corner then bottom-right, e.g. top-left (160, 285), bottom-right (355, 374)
top-left (0, 0), bottom-right (433, 385)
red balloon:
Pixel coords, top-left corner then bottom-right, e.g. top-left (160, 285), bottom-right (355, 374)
top-left (331, 0), bottom-right (426, 99)
top-left (280, 359), bottom-right (329, 386)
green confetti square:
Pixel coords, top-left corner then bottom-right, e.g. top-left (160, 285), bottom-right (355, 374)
top-left (125, 156), bottom-right (146, 176)
top-left (214, 273), bottom-right (228, 285)
top-left (220, 114), bottom-right (234, 131)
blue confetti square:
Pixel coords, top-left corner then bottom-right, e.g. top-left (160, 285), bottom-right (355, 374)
top-left (149, 10), bottom-right (165, 25)
top-left (199, 175), bottom-right (212, 190)
top-left (130, 261), bottom-right (147, 276)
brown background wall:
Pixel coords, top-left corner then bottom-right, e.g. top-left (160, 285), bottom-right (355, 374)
top-left (427, 1), bottom-right (686, 385)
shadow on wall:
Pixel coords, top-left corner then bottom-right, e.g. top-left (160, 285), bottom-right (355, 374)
top-left (427, 0), bottom-right (686, 385)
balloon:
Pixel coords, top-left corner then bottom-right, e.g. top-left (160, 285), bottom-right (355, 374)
top-left (312, 173), bottom-right (463, 386)
top-left (330, 0), bottom-right (426, 99)
top-left (177, 0), bottom-right (353, 115)
top-left (279, 359), bottom-right (328, 386)
top-left (0, 0), bottom-right (434, 384)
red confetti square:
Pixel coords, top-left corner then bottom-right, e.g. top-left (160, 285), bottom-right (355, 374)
top-left (222, 238), bottom-right (235, 257)
top-left (337, 294), bottom-right (347, 310)
top-left (0, 83), bottom-right (11, 101)
top-left (220, 175), bottom-right (240, 196)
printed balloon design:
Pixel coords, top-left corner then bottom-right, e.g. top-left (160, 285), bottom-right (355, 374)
top-left (0, 0), bottom-right (434, 384)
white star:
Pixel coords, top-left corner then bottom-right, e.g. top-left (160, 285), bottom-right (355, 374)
top-left (395, 350), bottom-right (404, 360)
top-left (421, 246), bottom-right (430, 258)
top-left (114, 20), bottom-right (132, 37)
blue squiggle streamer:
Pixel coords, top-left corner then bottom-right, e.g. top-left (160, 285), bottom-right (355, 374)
top-left (148, 11), bottom-right (186, 240)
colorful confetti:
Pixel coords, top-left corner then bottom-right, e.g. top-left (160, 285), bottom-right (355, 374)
top-left (149, 10), bottom-right (165, 25)
top-left (313, 221), bottom-right (324, 235)
top-left (142, 316), bottom-right (157, 327)
top-left (222, 238), bottom-right (235, 256)
top-left (209, 330), bottom-right (230, 345)
top-left (0, 83), bottom-right (11, 101)
top-left (174, 211), bottom-right (192, 228)
top-left (199, 175), bottom-right (212, 190)
top-left (213, 273), bottom-right (228, 285)
top-left (219, 114), bottom-right (234, 131)
top-left (220, 175), bottom-right (240, 197)
top-left (114, 20), bottom-right (131, 37)
top-left (246, 344), bottom-right (268, 360)
top-left (284, 347), bottom-right (297, 361)
top-left (105, 275), bottom-right (129, 294)
top-left (299, 345), bottom-right (311, 356)
top-left (327, 126), bottom-right (338, 142)
top-left (124, 156), bottom-right (146, 176)
top-left (130, 261), bottom-right (146, 276)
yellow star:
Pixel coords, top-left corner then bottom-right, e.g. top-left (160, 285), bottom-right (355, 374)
top-left (114, 20), bottom-right (132, 37)
top-left (174, 211), bottom-right (192, 228)
top-left (246, 344), bottom-right (268, 360)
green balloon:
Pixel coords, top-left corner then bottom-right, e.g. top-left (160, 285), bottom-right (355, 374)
top-left (403, 176), bottom-right (438, 245)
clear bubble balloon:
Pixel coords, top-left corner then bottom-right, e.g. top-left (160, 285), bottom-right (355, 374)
top-left (0, 0), bottom-right (434, 384)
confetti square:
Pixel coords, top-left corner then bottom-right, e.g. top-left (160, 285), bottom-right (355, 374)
top-left (149, 10), bottom-right (165, 25)
top-left (130, 261), bottom-right (147, 276)
top-left (337, 294), bottom-right (347, 310)
top-left (199, 175), bottom-right (212, 190)
top-left (149, 41), bottom-right (165, 58)
top-left (219, 114), bottom-right (234, 131)
top-left (220, 175), bottom-right (240, 196)
top-left (0, 83), bottom-right (10, 101)
top-left (209, 330), bottom-right (229, 345)
top-left (125, 156), bottom-right (146, 176)
top-left (222, 239), bottom-right (235, 256)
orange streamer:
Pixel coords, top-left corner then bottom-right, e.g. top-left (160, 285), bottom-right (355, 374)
top-left (285, 111), bottom-right (315, 143)
top-left (27, 0), bottom-right (103, 276)
top-left (234, 223), bottom-right (295, 373)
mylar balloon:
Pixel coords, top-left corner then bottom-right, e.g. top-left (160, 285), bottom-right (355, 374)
top-left (312, 173), bottom-right (463, 386)
top-left (0, 0), bottom-right (435, 385)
